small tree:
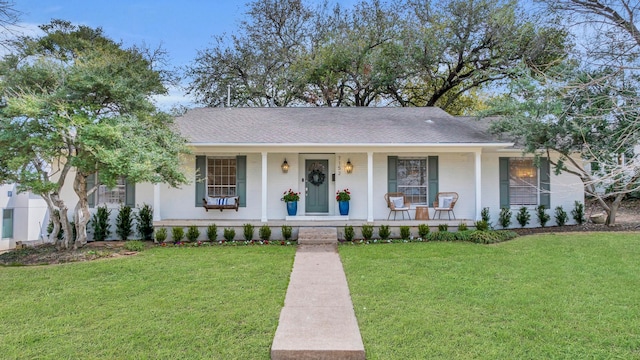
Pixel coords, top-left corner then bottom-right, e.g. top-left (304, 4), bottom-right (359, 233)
top-left (344, 226), bottom-right (355, 241)
top-left (572, 201), bottom-right (586, 225)
top-left (536, 205), bottom-right (551, 227)
top-left (243, 223), bottom-right (255, 241)
top-left (172, 227), bottom-right (184, 243)
top-left (115, 205), bottom-right (134, 241)
top-left (361, 224), bottom-right (374, 240)
top-left (499, 208), bottom-right (513, 229)
top-left (207, 224), bottom-right (218, 242)
top-left (91, 205), bottom-right (111, 241)
top-left (516, 207), bottom-right (531, 228)
top-left (136, 204), bottom-right (154, 241)
top-left (378, 225), bottom-right (391, 240)
top-left (186, 225), bottom-right (200, 242)
top-left (399, 226), bottom-right (411, 240)
top-left (223, 228), bottom-right (236, 241)
top-left (259, 225), bottom-right (271, 241)
top-left (555, 206), bottom-right (568, 227)
top-left (281, 225), bottom-right (292, 241)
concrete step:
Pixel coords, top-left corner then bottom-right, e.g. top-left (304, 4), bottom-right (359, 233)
top-left (271, 244), bottom-right (365, 360)
top-left (297, 227), bottom-right (338, 245)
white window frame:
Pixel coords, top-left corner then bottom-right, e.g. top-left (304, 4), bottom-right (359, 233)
top-left (509, 158), bottom-right (539, 206)
top-left (95, 177), bottom-right (126, 206)
top-left (207, 157), bottom-right (237, 197)
top-left (397, 158), bottom-right (428, 205)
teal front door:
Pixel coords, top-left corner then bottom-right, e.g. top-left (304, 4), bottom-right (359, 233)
top-left (305, 160), bottom-right (329, 213)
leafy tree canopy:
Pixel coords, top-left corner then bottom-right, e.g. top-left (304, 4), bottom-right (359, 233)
top-left (0, 20), bottom-right (189, 248)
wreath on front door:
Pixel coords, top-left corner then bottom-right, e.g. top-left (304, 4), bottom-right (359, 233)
top-left (308, 169), bottom-right (326, 186)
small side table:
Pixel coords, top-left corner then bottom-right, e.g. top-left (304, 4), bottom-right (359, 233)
top-left (415, 206), bottom-right (430, 220)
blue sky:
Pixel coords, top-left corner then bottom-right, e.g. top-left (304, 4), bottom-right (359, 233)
top-left (14, 1), bottom-right (356, 108)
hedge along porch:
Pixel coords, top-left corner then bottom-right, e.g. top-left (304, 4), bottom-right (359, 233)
top-left (141, 107), bottom-right (584, 227)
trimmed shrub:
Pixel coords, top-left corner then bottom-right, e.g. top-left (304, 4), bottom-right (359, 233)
top-left (453, 230), bottom-right (472, 241)
top-left (470, 231), bottom-right (500, 244)
top-left (171, 227), bottom-right (184, 243)
top-left (91, 205), bottom-right (111, 241)
top-left (438, 224), bottom-right (448, 232)
top-left (186, 225), bottom-right (200, 242)
top-left (361, 224), bottom-right (374, 240)
top-left (572, 201), bottom-right (586, 225)
top-left (155, 228), bottom-right (167, 243)
top-left (378, 225), bottom-right (391, 240)
top-left (137, 204), bottom-right (154, 241)
top-left (223, 228), bottom-right (236, 241)
top-left (458, 223), bottom-right (468, 231)
top-left (124, 240), bottom-right (145, 252)
top-left (115, 205), bottom-right (134, 241)
top-left (474, 220), bottom-right (490, 231)
top-left (399, 226), bottom-right (411, 240)
top-left (536, 205), bottom-right (551, 227)
top-left (481, 207), bottom-right (491, 223)
top-left (344, 225), bottom-right (355, 241)
top-left (243, 224), bottom-right (254, 241)
top-left (417, 224), bottom-right (430, 238)
top-left (207, 224), bottom-right (218, 241)
top-left (281, 225), bottom-right (292, 241)
top-left (495, 230), bottom-right (518, 242)
top-left (555, 206), bottom-right (568, 227)
top-left (498, 207), bottom-right (512, 229)
top-left (516, 206), bottom-right (531, 228)
top-left (430, 231), bottom-right (455, 242)
top-left (259, 225), bottom-right (271, 241)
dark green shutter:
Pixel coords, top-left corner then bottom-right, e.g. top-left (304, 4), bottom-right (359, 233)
top-left (387, 156), bottom-right (398, 192)
top-left (125, 180), bottom-right (136, 208)
top-left (195, 156), bottom-right (206, 207)
top-left (428, 156), bottom-right (439, 205)
top-left (539, 157), bottom-right (551, 208)
top-left (87, 173), bottom-right (96, 208)
top-left (236, 155), bottom-right (246, 207)
top-left (499, 157), bottom-right (510, 208)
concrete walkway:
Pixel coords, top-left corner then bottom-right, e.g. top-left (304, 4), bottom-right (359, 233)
top-left (271, 228), bottom-right (365, 360)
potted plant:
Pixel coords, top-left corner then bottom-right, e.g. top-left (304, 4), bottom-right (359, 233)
top-left (281, 189), bottom-right (301, 216)
top-left (336, 188), bottom-right (351, 215)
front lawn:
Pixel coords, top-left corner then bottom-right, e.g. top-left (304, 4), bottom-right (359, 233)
top-left (0, 246), bottom-right (296, 359)
top-left (340, 233), bottom-right (640, 359)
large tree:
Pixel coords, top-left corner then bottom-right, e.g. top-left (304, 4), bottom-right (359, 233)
top-left (485, 0), bottom-right (640, 225)
top-left (0, 20), bottom-right (189, 248)
top-left (187, 0), bottom-right (568, 110)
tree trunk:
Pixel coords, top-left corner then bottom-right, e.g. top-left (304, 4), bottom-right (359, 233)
top-left (605, 194), bottom-right (624, 226)
top-left (73, 172), bottom-right (92, 249)
top-left (51, 193), bottom-right (72, 249)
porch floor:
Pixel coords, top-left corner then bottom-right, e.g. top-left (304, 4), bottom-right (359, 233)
top-left (154, 218), bottom-right (473, 228)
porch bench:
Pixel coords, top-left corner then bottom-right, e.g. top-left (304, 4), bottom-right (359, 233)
top-left (203, 196), bottom-right (240, 212)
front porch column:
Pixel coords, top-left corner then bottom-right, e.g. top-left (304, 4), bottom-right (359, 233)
top-left (261, 152), bottom-right (268, 222)
top-left (153, 183), bottom-right (161, 221)
top-left (367, 151), bottom-right (374, 222)
top-left (475, 150), bottom-right (482, 220)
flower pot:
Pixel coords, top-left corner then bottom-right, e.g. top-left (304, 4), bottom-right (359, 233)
top-left (339, 201), bottom-right (349, 216)
top-left (286, 201), bottom-right (298, 216)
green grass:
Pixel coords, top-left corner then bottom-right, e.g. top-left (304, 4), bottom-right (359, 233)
top-left (340, 233), bottom-right (640, 359)
top-left (0, 246), bottom-right (296, 359)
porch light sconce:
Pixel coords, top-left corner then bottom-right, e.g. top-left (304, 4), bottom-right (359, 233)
top-left (345, 159), bottom-right (353, 174)
top-left (281, 159), bottom-right (289, 173)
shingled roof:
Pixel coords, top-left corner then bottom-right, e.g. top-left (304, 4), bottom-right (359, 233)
top-left (175, 107), bottom-right (507, 146)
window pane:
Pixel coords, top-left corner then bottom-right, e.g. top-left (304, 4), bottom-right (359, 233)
top-left (207, 157), bottom-right (237, 197)
top-left (397, 158), bottom-right (428, 204)
top-left (509, 158), bottom-right (538, 205)
top-left (2, 209), bottom-right (13, 238)
top-left (97, 177), bottom-right (126, 204)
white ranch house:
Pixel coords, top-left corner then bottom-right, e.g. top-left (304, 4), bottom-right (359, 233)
top-left (1, 107), bottom-right (586, 248)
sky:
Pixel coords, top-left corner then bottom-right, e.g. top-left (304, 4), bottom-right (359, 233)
top-left (12, 0), bottom-right (356, 109)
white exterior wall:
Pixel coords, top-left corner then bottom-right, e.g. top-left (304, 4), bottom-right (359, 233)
top-left (481, 151), bottom-right (585, 228)
top-left (0, 184), bottom-right (48, 250)
top-left (50, 148), bottom-right (585, 228)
